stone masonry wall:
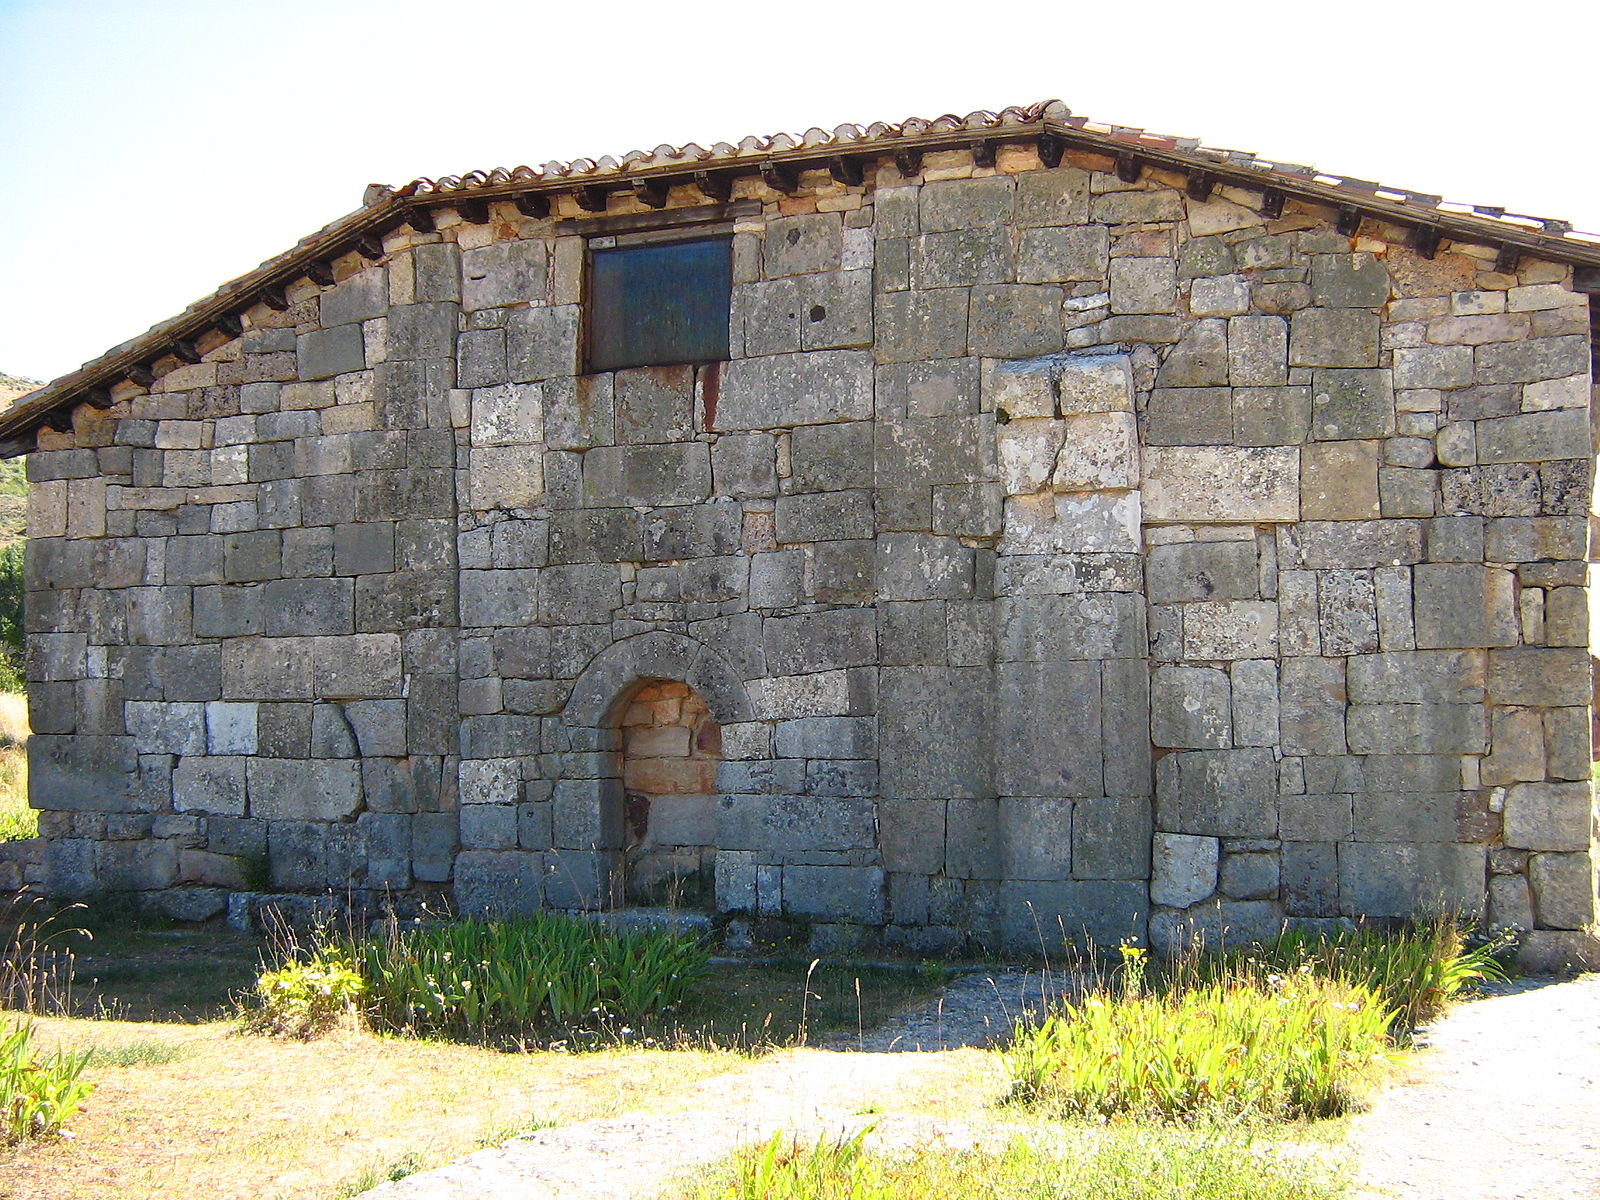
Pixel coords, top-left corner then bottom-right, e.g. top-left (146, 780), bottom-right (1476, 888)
top-left (24, 137), bottom-right (1599, 958)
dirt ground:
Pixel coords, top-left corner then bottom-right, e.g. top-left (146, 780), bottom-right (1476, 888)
top-left (360, 969), bottom-right (1600, 1200)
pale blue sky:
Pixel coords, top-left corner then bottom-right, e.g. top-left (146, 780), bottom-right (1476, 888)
top-left (3, 0), bottom-right (1595, 385)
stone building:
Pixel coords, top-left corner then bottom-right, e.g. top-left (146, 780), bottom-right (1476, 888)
top-left (6, 101), bottom-right (1597, 963)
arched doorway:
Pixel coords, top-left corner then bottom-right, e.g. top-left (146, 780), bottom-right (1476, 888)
top-left (616, 678), bottom-right (723, 907)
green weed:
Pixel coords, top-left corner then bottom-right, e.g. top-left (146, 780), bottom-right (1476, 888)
top-left (677, 1125), bottom-right (1345, 1200)
top-left (0, 1018), bottom-right (94, 1144)
top-left (1004, 945), bottom-right (1390, 1121)
top-left (355, 914), bottom-right (709, 1040)
top-left (1180, 917), bottom-right (1508, 1036)
top-left (250, 948), bottom-right (367, 1038)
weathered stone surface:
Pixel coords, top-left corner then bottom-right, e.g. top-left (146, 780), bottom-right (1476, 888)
top-left (1151, 833), bottom-right (1218, 907)
top-left (1504, 782), bottom-right (1594, 852)
top-left (1143, 447), bottom-right (1299, 523)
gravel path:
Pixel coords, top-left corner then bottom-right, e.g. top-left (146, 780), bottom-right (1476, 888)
top-left (362, 969), bottom-right (1600, 1200)
top-left (1350, 973), bottom-right (1600, 1200)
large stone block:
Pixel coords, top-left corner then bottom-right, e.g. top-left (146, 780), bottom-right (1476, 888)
top-left (1475, 410), bottom-right (1591, 465)
top-left (1145, 540), bottom-right (1257, 605)
top-left (1163, 748), bottom-right (1277, 838)
top-left (1487, 647), bottom-right (1591, 706)
top-left (172, 756), bottom-right (247, 816)
top-left (763, 609), bottom-right (877, 675)
top-left (995, 660), bottom-right (1103, 797)
top-left (782, 865), bottom-right (885, 924)
top-left (999, 880), bottom-right (1149, 953)
top-left (1346, 703), bottom-right (1487, 755)
top-left (1289, 309), bottom-right (1378, 367)
top-left (1143, 446), bottom-right (1298, 523)
top-left (874, 289), bottom-right (970, 365)
top-left (1151, 665), bottom-right (1231, 749)
top-left (720, 351), bottom-right (873, 429)
top-left (715, 794), bottom-right (877, 852)
top-left (455, 850), bottom-right (545, 918)
top-left (297, 326), bottom-right (365, 381)
top-left (1503, 782), bottom-right (1594, 852)
top-left (1151, 832), bottom-right (1219, 907)
top-left (879, 666), bottom-right (991, 799)
top-left (1339, 842), bottom-right (1485, 919)
top-left (1529, 852), bottom-right (1597, 929)
top-left (1072, 796), bottom-right (1152, 879)
top-left (247, 758), bottom-right (363, 821)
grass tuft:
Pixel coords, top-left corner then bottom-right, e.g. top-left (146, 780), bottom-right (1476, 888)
top-left (675, 1126), bottom-right (1345, 1200)
top-left (1005, 946), bottom-right (1390, 1122)
top-left (1177, 917), bottom-right (1509, 1037)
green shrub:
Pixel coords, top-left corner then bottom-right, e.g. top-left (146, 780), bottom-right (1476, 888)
top-left (251, 949), bottom-right (367, 1038)
top-left (0, 542), bottom-right (23, 688)
top-left (1005, 946), bottom-right (1390, 1121)
top-left (1180, 917), bottom-right (1507, 1036)
top-left (679, 1126), bottom-right (1344, 1200)
top-left (354, 914), bottom-right (710, 1041)
top-left (0, 1018), bottom-right (94, 1144)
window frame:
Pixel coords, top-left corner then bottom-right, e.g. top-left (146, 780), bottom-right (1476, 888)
top-left (583, 227), bottom-right (734, 374)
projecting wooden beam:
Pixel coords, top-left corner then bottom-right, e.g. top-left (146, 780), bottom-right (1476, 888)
top-left (307, 260), bottom-right (336, 286)
top-left (1037, 132), bottom-right (1065, 169)
top-left (0, 435), bottom-right (36, 459)
top-left (632, 179), bottom-right (670, 209)
top-left (970, 140), bottom-right (996, 169)
top-left (458, 199), bottom-right (491, 224)
top-left (1496, 244), bottom-right (1522, 276)
top-left (576, 185), bottom-right (610, 213)
top-left (1337, 207), bottom-right (1363, 236)
top-left (217, 313), bottom-right (244, 337)
top-left (1260, 188), bottom-right (1285, 219)
top-left (829, 156), bottom-right (863, 187)
top-left (694, 172), bottom-right (732, 202)
top-left (127, 364), bottom-right (155, 388)
top-left (514, 193), bottom-right (551, 218)
top-left (760, 161), bottom-right (799, 194)
top-left (83, 388), bottom-right (114, 410)
top-left (260, 286), bottom-right (290, 312)
top-left (893, 147), bottom-right (922, 177)
top-left (1186, 171), bottom-right (1214, 202)
top-left (1115, 154), bottom-right (1141, 184)
top-left (172, 340), bottom-right (202, 365)
top-left (1411, 225), bottom-right (1443, 260)
top-left (405, 207), bottom-right (435, 233)
top-left (355, 234), bottom-right (385, 261)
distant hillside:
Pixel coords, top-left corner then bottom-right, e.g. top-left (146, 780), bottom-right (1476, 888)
top-left (0, 373), bottom-right (37, 544)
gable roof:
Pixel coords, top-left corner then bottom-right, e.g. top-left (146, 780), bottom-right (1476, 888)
top-left (5, 98), bottom-right (1596, 450)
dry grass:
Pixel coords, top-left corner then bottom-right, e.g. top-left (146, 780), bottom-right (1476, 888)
top-left (0, 1015), bottom-right (740, 1200)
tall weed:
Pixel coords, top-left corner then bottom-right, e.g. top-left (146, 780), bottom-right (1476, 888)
top-left (282, 913), bottom-right (711, 1041)
top-left (1178, 917), bottom-right (1507, 1035)
top-left (1005, 946), bottom-right (1390, 1121)
top-left (0, 1018), bottom-right (94, 1143)
top-left (1, 894), bottom-right (85, 1014)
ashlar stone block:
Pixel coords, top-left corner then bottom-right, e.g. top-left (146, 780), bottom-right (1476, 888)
top-left (1151, 665), bottom-right (1231, 749)
top-left (1151, 832), bottom-right (1219, 907)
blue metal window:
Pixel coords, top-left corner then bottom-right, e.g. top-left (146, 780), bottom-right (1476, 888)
top-left (587, 236), bottom-right (732, 372)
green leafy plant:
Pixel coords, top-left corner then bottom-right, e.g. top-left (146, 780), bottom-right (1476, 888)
top-left (0, 1018), bottom-right (94, 1144)
top-left (352, 914), bottom-right (710, 1042)
top-left (1005, 945), bottom-right (1391, 1121)
top-left (250, 948), bottom-right (367, 1038)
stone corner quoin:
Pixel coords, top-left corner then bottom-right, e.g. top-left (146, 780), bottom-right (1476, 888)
top-left (21, 135), bottom-right (1600, 959)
